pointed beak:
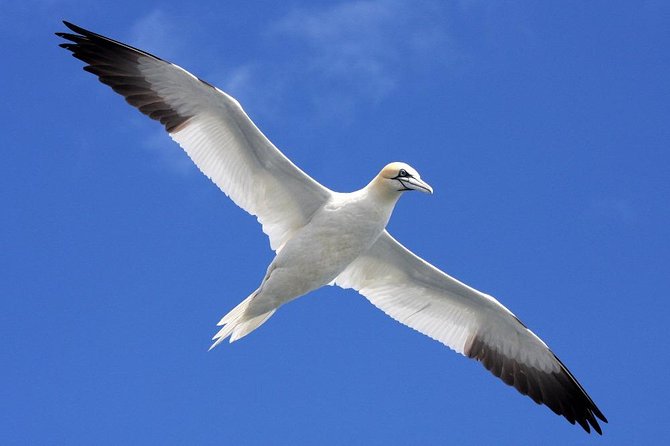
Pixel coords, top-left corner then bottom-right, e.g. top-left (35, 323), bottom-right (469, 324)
top-left (407, 177), bottom-right (433, 194)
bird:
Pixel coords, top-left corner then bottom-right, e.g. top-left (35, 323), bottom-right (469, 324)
top-left (57, 21), bottom-right (607, 434)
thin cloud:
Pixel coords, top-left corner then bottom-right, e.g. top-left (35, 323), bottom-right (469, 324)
top-left (130, 9), bottom-right (184, 61)
top-left (119, 3), bottom-right (459, 172)
top-left (216, 63), bottom-right (288, 121)
top-left (129, 10), bottom-right (193, 176)
top-left (589, 197), bottom-right (638, 225)
top-left (141, 127), bottom-right (194, 177)
top-left (271, 0), bottom-right (452, 102)
top-left (125, 3), bottom-right (459, 123)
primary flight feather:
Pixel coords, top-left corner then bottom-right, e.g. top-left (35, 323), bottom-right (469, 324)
top-left (57, 21), bottom-right (606, 434)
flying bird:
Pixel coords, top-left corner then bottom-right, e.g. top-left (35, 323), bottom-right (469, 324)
top-left (57, 21), bottom-right (607, 434)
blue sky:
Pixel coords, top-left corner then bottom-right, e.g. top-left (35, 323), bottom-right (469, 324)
top-left (2, 0), bottom-right (669, 444)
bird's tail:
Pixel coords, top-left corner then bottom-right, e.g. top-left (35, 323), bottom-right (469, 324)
top-left (209, 291), bottom-right (276, 350)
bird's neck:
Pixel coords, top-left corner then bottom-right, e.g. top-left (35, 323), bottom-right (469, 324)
top-left (361, 177), bottom-right (403, 225)
top-left (366, 175), bottom-right (402, 201)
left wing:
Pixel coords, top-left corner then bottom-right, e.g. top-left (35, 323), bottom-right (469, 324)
top-left (335, 230), bottom-right (606, 434)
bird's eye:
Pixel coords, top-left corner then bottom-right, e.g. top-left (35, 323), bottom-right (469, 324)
top-left (399, 169), bottom-right (408, 177)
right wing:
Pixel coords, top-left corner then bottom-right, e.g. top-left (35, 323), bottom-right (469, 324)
top-left (57, 21), bottom-right (332, 251)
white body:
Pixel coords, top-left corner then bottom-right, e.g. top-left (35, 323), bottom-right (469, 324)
top-left (246, 187), bottom-right (398, 318)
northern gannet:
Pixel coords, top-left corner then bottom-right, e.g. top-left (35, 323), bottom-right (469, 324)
top-left (57, 21), bottom-right (607, 434)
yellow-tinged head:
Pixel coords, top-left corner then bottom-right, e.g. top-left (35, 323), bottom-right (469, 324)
top-left (373, 162), bottom-right (433, 195)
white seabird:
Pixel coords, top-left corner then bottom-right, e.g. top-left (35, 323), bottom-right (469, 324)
top-left (57, 21), bottom-right (607, 434)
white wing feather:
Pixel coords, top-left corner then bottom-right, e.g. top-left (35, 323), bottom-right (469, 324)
top-left (59, 22), bottom-right (331, 251)
top-left (335, 230), bottom-right (559, 372)
top-left (335, 231), bottom-right (607, 433)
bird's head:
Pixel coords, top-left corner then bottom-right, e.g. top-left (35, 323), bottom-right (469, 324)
top-left (374, 162), bottom-right (433, 196)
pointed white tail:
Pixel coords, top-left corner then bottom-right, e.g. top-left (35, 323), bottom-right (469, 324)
top-left (209, 292), bottom-right (276, 350)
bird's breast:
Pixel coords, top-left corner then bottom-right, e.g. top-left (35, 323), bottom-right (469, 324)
top-left (271, 195), bottom-right (392, 289)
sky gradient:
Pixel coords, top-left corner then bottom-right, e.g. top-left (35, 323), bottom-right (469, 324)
top-left (3, 1), bottom-right (669, 444)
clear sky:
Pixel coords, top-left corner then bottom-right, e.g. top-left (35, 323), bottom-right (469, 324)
top-left (2, 1), bottom-right (669, 444)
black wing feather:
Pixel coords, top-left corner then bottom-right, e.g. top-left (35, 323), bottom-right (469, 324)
top-left (466, 334), bottom-right (607, 434)
top-left (56, 21), bottom-right (192, 132)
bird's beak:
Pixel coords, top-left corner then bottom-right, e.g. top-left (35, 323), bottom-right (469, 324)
top-left (406, 177), bottom-right (433, 194)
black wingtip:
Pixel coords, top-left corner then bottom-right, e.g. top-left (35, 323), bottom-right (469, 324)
top-left (593, 422), bottom-right (603, 436)
top-left (56, 20), bottom-right (196, 135)
top-left (62, 20), bottom-right (85, 34)
top-left (466, 333), bottom-right (608, 435)
top-left (57, 21), bottom-right (86, 40)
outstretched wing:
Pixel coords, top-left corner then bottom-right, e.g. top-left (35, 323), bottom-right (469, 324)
top-left (57, 21), bottom-right (331, 251)
top-left (335, 230), bottom-right (607, 434)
